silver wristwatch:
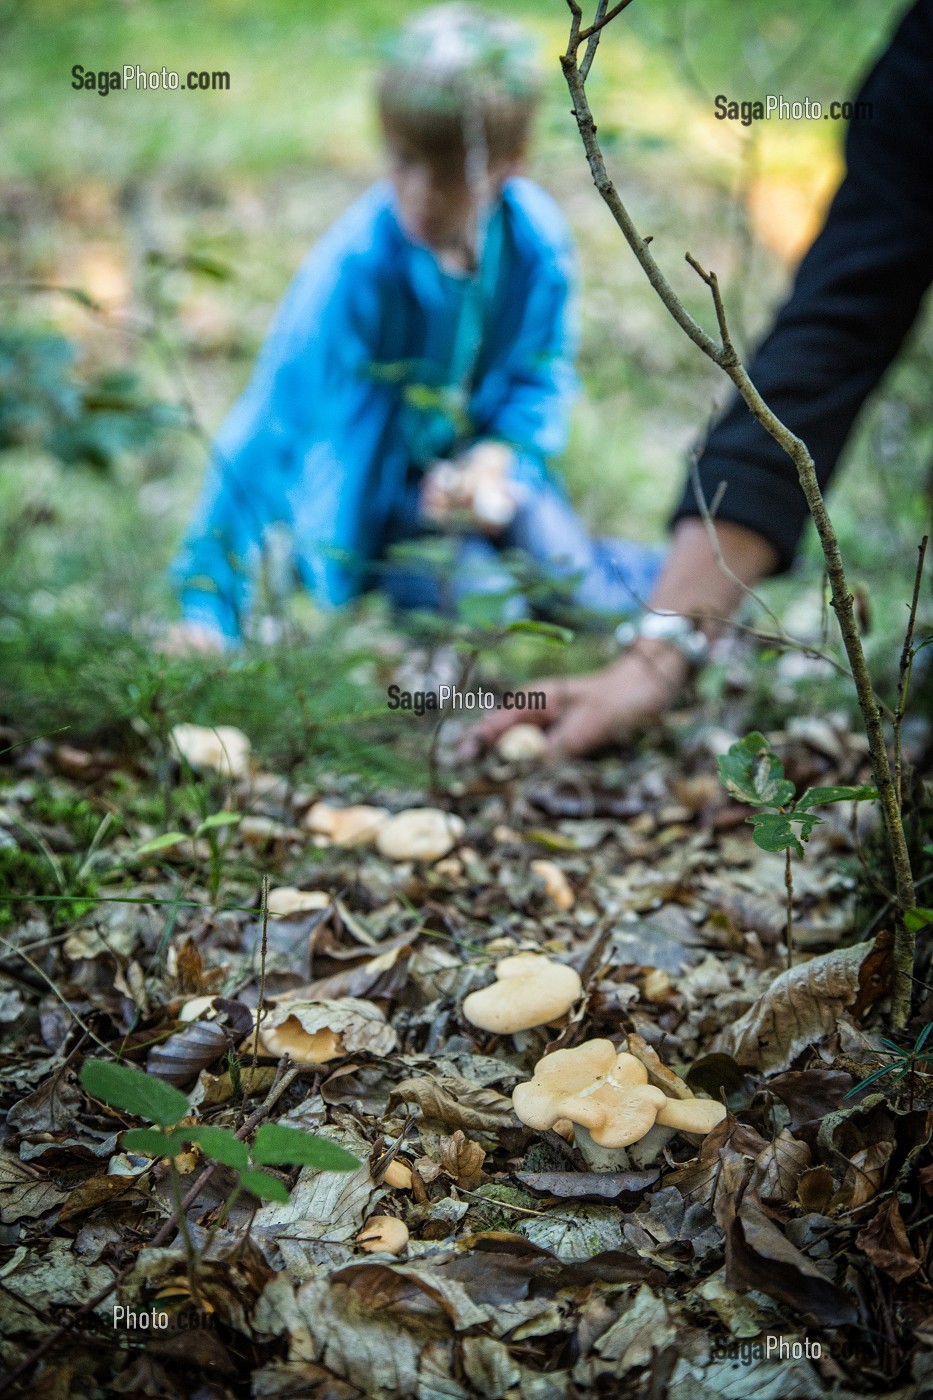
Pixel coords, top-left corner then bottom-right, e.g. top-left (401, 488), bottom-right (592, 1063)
top-left (614, 612), bottom-right (711, 668)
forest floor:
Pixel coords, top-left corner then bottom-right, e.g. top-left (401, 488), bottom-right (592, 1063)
top-left (2, 2), bottom-right (933, 1395)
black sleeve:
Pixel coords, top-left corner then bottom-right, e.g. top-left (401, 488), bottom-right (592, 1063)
top-left (669, 0), bottom-right (933, 571)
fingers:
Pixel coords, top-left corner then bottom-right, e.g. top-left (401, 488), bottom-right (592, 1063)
top-left (457, 680), bottom-right (568, 760)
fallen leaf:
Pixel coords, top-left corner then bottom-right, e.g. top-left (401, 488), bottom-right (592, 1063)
top-left (856, 1197), bottom-right (922, 1282)
top-left (726, 941), bottom-right (871, 1071)
top-left (389, 1074), bottom-right (515, 1137)
top-left (439, 1130), bottom-right (486, 1190)
top-left (0, 1148), bottom-right (69, 1223)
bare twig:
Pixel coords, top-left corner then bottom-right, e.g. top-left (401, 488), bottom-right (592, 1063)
top-left (560, 0), bottom-right (917, 1024)
top-left (894, 536), bottom-right (928, 808)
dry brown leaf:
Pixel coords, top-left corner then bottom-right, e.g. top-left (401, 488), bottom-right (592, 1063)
top-left (625, 1033), bottom-right (694, 1101)
top-left (747, 1128), bottom-right (811, 1202)
top-left (831, 1140), bottom-right (893, 1212)
top-left (0, 1149), bottom-right (68, 1223)
top-left (439, 1130), bottom-right (486, 1190)
top-left (147, 1020), bottom-right (229, 1086)
top-left (856, 1197), bottom-right (922, 1282)
top-left (388, 1074), bottom-right (514, 1137)
top-left (797, 1165), bottom-right (835, 1214)
top-left (725, 941), bottom-right (871, 1071)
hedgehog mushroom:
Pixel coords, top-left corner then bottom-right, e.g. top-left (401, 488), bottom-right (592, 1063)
top-left (462, 953), bottom-right (582, 1034)
top-left (512, 1038), bottom-right (726, 1170)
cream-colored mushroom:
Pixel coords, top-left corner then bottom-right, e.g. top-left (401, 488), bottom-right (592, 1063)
top-left (530, 859), bottom-right (575, 911)
top-left (260, 1021), bottom-right (344, 1064)
top-left (655, 1097), bottom-right (728, 1134)
top-left (266, 887), bottom-right (330, 917)
top-left (303, 802), bottom-right (388, 847)
top-left (376, 808), bottom-right (465, 863)
top-left (496, 724), bottom-right (547, 762)
top-left (381, 1159), bottom-right (414, 1190)
top-left (170, 723), bottom-right (251, 778)
top-left (462, 953), bottom-right (582, 1033)
top-left (356, 1215), bottom-right (409, 1254)
top-left (512, 1038), bottom-right (726, 1169)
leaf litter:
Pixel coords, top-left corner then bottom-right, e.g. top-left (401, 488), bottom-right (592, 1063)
top-left (0, 717), bottom-right (931, 1399)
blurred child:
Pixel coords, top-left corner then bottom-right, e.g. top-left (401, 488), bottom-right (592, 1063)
top-left (168, 3), bottom-right (663, 650)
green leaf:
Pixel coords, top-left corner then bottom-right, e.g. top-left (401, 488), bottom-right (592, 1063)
top-left (503, 619), bottom-right (574, 646)
top-left (747, 811), bottom-right (803, 856)
top-left (81, 1059), bottom-right (190, 1127)
top-left (136, 831), bottom-right (186, 857)
top-left (905, 907), bottom-right (933, 933)
top-left (237, 1168), bottom-right (290, 1202)
top-left (122, 1127), bottom-right (187, 1156)
top-left (915, 1023), bottom-right (933, 1054)
top-left (196, 812), bottom-right (241, 835)
top-left (796, 784), bottom-right (878, 812)
top-left (717, 733), bottom-right (795, 808)
top-left (181, 1126), bottom-right (249, 1169)
top-left (251, 1123), bottom-right (360, 1171)
top-left (844, 1064), bottom-right (896, 1098)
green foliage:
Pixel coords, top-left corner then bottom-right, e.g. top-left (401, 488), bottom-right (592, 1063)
top-left (717, 732), bottom-right (876, 857)
top-left (0, 842), bottom-right (99, 930)
top-left (79, 1055), bottom-right (361, 1206)
top-left (81, 1057), bottom-right (190, 1126)
top-left (845, 1022), bottom-right (933, 1100)
top-left (251, 1122), bottom-right (360, 1171)
top-left (0, 327), bottom-right (180, 472)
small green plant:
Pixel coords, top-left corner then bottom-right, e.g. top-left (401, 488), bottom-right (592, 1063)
top-left (845, 1022), bottom-right (933, 1110)
top-left (137, 810), bottom-right (242, 902)
top-left (717, 731), bottom-right (877, 965)
top-left (80, 1058), bottom-right (359, 1296)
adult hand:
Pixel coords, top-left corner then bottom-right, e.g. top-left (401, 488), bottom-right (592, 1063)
top-left (459, 639), bottom-right (691, 760)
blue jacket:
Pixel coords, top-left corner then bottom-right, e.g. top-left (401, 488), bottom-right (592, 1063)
top-left (171, 177), bottom-right (579, 639)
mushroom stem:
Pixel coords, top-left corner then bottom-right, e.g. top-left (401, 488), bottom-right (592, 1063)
top-left (574, 1125), bottom-right (632, 1172)
top-left (626, 1123), bottom-right (675, 1169)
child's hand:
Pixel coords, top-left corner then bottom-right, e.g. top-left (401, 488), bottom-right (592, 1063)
top-left (156, 621), bottom-right (227, 657)
top-left (420, 441), bottom-right (518, 534)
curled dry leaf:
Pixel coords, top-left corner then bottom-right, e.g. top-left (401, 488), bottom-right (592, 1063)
top-left (388, 1073), bottom-right (515, 1137)
top-left (260, 997), bottom-right (397, 1064)
top-left (855, 1197), bottom-right (922, 1282)
top-left (439, 1130), bottom-right (486, 1190)
top-left (376, 808), bottom-right (466, 863)
top-left (303, 803), bottom-right (388, 847)
top-left (170, 723), bottom-right (251, 778)
top-left (725, 940), bottom-right (872, 1072)
top-left (530, 859), bottom-right (575, 911)
top-left (147, 1020), bottom-right (229, 1086)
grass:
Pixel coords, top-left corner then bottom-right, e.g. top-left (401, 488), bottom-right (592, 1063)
top-left (0, 0), bottom-right (930, 777)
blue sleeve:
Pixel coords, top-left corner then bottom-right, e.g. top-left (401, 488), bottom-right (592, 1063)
top-left (170, 207), bottom-right (389, 636)
top-left (471, 188), bottom-right (580, 472)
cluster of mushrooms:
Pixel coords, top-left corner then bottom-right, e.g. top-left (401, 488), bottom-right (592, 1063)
top-left (463, 952), bottom-right (726, 1169)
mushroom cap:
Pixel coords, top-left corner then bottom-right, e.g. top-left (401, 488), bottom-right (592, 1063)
top-left (376, 808), bottom-right (466, 863)
top-left (266, 887), bottom-right (330, 917)
top-left (655, 1096), bottom-right (727, 1135)
top-left (381, 1159), bottom-right (414, 1189)
top-left (513, 1038), bottom-right (728, 1146)
top-left (495, 724), bottom-right (547, 762)
top-left (260, 1020), bottom-right (344, 1064)
top-left (356, 1215), bottom-right (409, 1254)
top-left (512, 1039), bottom-right (619, 1127)
top-left (560, 1080), bottom-right (669, 1147)
top-left (530, 859), bottom-right (575, 911)
top-left (170, 723), bottom-right (250, 778)
top-left (304, 803), bottom-right (388, 847)
top-left (462, 953), bottom-right (582, 1033)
